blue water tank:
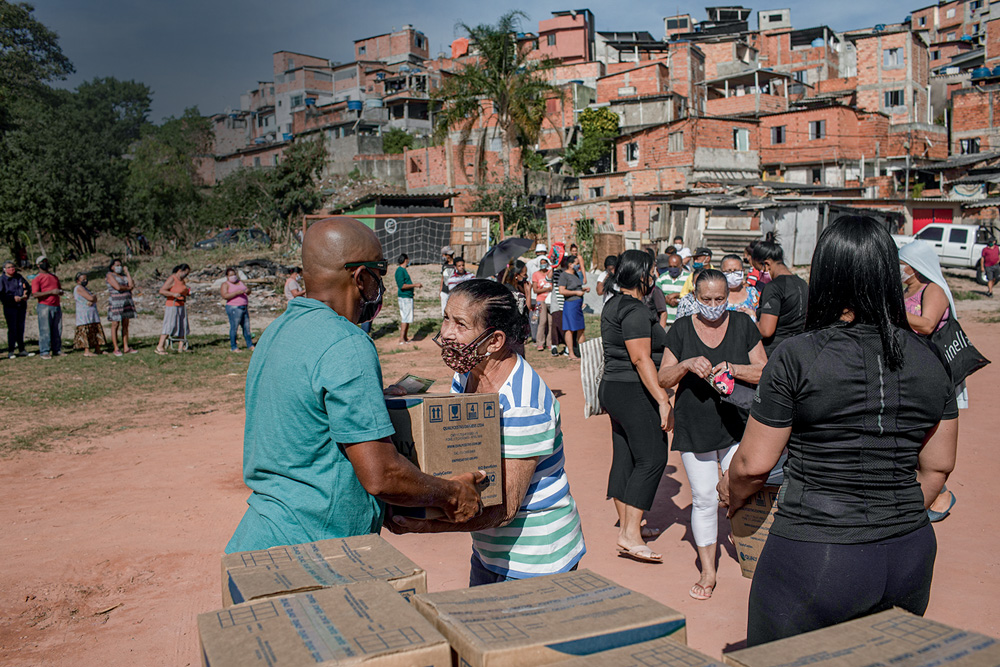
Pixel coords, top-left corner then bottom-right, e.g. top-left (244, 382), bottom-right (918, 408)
top-left (569, 79), bottom-right (584, 85)
top-left (811, 37), bottom-right (824, 48)
top-left (282, 133), bottom-right (293, 141)
top-left (347, 100), bottom-right (364, 111)
top-left (973, 67), bottom-right (991, 79)
top-left (992, 66), bottom-right (1000, 77)
top-left (962, 34), bottom-right (974, 42)
top-left (366, 98), bottom-right (384, 108)
top-left (305, 97), bottom-right (315, 106)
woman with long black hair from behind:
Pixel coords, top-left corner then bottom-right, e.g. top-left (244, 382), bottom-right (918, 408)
top-left (658, 269), bottom-right (766, 599)
top-left (599, 250), bottom-right (672, 563)
top-left (751, 236), bottom-right (808, 356)
top-left (720, 215), bottom-right (959, 645)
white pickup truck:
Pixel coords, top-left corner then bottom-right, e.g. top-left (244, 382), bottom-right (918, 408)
top-left (892, 223), bottom-right (1000, 284)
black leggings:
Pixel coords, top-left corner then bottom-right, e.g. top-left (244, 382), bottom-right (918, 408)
top-left (747, 523), bottom-right (936, 647)
top-left (4, 304), bottom-right (27, 353)
top-left (600, 379), bottom-right (668, 511)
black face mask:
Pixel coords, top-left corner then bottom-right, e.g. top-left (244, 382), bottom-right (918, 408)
top-left (357, 268), bottom-right (385, 323)
top-left (667, 266), bottom-right (682, 279)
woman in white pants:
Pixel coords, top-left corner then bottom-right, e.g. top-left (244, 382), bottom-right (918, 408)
top-left (658, 269), bottom-right (767, 600)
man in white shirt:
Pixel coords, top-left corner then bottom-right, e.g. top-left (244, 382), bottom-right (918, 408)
top-left (674, 236), bottom-right (692, 266)
top-left (524, 243), bottom-right (548, 289)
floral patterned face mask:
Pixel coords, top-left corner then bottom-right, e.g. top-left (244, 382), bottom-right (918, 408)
top-left (433, 328), bottom-right (496, 374)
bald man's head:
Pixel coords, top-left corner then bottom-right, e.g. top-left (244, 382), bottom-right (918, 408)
top-left (667, 254), bottom-right (682, 268)
top-left (302, 217), bottom-right (385, 321)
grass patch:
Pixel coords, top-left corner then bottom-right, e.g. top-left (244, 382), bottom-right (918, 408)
top-left (0, 334), bottom-right (250, 456)
top-left (953, 290), bottom-right (985, 301)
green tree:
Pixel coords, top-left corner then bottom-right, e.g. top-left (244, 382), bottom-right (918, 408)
top-left (565, 106), bottom-right (619, 175)
top-left (269, 138), bottom-right (327, 239)
top-left (0, 77), bottom-right (151, 256)
top-left (471, 178), bottom-right (544, 239)
top-left (432, 11), bottom-right (561, 183)
top-left (200, 167), bottom-right (274, 232)
top-left (382, 127), bottom-right (414, 154)
top-left (0, 1), bottom-right (73, 135)
top-left (126, 107), bottom-right (212, 243)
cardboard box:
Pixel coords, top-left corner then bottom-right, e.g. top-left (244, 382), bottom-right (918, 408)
top-left (724, 608), bottom-right (1000, 667)
top-left (386, 392), bottom-right (502, 514)
top-left (552, 636), bottom-right (724, 666)
top-left (199, 582), bottom-right (451, 667)
top-left (412, 569), bottom-right (687, 667)
top-left (221, 534), bottom-right (426, 607)
top-left (730, 486), bottom-right (780, 579)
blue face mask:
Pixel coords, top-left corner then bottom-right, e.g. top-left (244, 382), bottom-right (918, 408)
top-left (692, 262), bottom-right (704, 270)
top-left (667, 266), bottom-right (682, 279)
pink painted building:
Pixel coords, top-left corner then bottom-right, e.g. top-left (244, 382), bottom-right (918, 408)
top-left (533, 9), bottom-right (596, 64)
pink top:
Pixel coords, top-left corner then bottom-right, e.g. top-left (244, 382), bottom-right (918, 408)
top-left (904, 284), bottom-right (948, 332)
top-left (224, 280), bottom-right (249, 307)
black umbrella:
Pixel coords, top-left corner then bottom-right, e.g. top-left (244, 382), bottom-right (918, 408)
top-left (475, 237), bottom-right (534, 278)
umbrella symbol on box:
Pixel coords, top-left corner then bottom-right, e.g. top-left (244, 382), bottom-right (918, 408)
top-left (449, 404), bottom-right (461, 421)
top-left (484, 402), bottom-right (496, 419)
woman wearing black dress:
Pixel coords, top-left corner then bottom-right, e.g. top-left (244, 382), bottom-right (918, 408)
top-left (721, 215), bottom-right (959, 645)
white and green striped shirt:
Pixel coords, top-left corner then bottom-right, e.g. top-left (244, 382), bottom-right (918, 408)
top-left (452, 355), bottom-right (586, 578)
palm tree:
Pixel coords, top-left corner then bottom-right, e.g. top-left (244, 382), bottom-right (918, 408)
top-left (433, 11), bottom-right (562, 185)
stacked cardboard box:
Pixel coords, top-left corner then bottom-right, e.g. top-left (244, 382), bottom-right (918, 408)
top-left (730, 486), bottom-right (780, 579)
top-left (725, 608), bottom-right (1000, 667)
top-left (412, 569), bottom-right (687, 667)
top-left (221, 534), bottom-right (426, 607)
top-left (199, 582), bottom-right (450, 667)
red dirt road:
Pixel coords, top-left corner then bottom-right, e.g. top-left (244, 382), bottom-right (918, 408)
top-left (2, 322), bottom-right (999, 666)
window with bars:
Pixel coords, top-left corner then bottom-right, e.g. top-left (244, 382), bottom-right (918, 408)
top-left (809, 120), bottom-right (825, 140)
top-left (771, 126), bottom-right (786, 144)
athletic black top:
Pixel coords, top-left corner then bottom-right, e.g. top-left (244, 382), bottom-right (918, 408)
top-left (752, 324), bottom-right (959, 544)
top-left (601, 294), bottom-right (667, 383)
top-left (757, 273), bottom-right (808, 356)
top-left (666, 312), bottom-right (761, 453)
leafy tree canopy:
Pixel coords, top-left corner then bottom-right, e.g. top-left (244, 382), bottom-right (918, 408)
top-left (382, 127), bottom-right (414, 154)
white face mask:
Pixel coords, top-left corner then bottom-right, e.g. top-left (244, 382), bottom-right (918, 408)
top-left (228, 275), bottom-right (239, 283)
top-left (724, 271), bottom-right (744, 288)
top-left (696, 300), bottom-right (728, 321)
top-left (900, 265), bottom-right (913, 283)
top-left (113, 266), bottom-right (123, 274)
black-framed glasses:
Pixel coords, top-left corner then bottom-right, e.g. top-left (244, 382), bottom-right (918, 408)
top-left (345, 260), bottom-right (388, 276)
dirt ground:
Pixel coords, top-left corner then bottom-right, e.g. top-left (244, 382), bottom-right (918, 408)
top-left (2, 279), bottom-right (1000, 666)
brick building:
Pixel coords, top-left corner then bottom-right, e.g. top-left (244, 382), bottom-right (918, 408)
top-left (533, 9), bottom-right (596, 64)
top-left (911, 0), bottom-right (990, 45)
top-left (596, 62), bottom-right (671, 102)
top-left (403, 142), bottom-right (524, 211)
top-left (951, 83), bottom-right (1000, 153)
top-left (853, 30), bottom-right (932, 125)
top-left (353, 25), bottom-right (429, 65)
top-left (754, 26), bottom-right (844, 87)
top-left (703, 69), bottom-right (792, 117)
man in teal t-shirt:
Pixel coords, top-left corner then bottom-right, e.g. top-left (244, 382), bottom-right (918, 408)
top-left (394, 253), bottom-right (421, 345)
top-left (226, 218), bottom-right (482, 553)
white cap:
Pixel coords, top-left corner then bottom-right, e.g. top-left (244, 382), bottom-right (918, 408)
top-left (535, 243), bottom-right (547, 253)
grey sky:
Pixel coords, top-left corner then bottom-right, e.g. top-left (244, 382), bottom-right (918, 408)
top-left (30, 1), bottom-right (903, 123)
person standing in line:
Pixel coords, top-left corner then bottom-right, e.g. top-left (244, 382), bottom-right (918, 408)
top-left (1, 260), bottom-right (33, 358)
top-left (656, 253), bottom-right (688, 328)
top-left (599, 250), bottom-right (672, 563)
top-left (674, 236), bottom-right (692, 266)
top-left (440, 246), bottom-right (456, 317)
top-left (106, 258), bottom-right (137, 356)
top-left (395, 253), bottom-right (421, 345)
top-left (225, 217), bottom-right (483, 552)
top-left (558, 254), bottom-right (589, 360)
top-left (73, 272), bottom-right (105, 357)
top-left (658, 269), bottom-right (766, 600)
top-left (980, 236), bottom-right (999, 297)
top-left (751, 240), bottom-right (808, 356)
top-left (720, 215), bottom-right (958, 646)
top-left (31, 257), bottom-right (64, 359)
top-left (679, 248), bottom-right (713, 298)
top-left (155, 264), bottom-right (191, 354)
top-left (744, 241), bottom-right (761, 288)
top-left (596, 255), bottom-right (618, 303)
top-left (446, 256), bottom-right (474, 292)
top-left (721, 254), bottom-right (759, 321)
top-left (284, 267), bottom-right (306, 302)
top-left (222, 266), bottom-right (254, 353)
top-left (524, 243), bottom-right (548, 286)
top-left (899, 240), bottom-right (967, 522)
top-left (531, 257), bottom-right (552, 352)
top-left (549, 258), bottom-right (566, 356)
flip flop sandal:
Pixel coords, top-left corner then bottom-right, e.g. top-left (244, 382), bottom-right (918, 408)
top-left (928, 490), bottom-right (956, 522)
top-left (689, 583), bottom-right (715, 600)
top-left (617, 545), bottom-right (663, 563)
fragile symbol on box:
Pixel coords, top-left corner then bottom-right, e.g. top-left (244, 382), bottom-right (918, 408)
top-left (467, 403), bottom-right (478, 420)
top-left (449, 404), bottom-right (461, 421)
top-left (429, 405), bottom-right (443, 423)
top-left (484, 401), bottom-right (496, 419)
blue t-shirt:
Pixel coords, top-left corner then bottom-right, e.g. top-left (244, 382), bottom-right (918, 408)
top-left (225, 297), bottom-right (395, 553)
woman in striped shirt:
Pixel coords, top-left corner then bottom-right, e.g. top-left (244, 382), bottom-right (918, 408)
top-left (389, 279), bottom-right (587, 584)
